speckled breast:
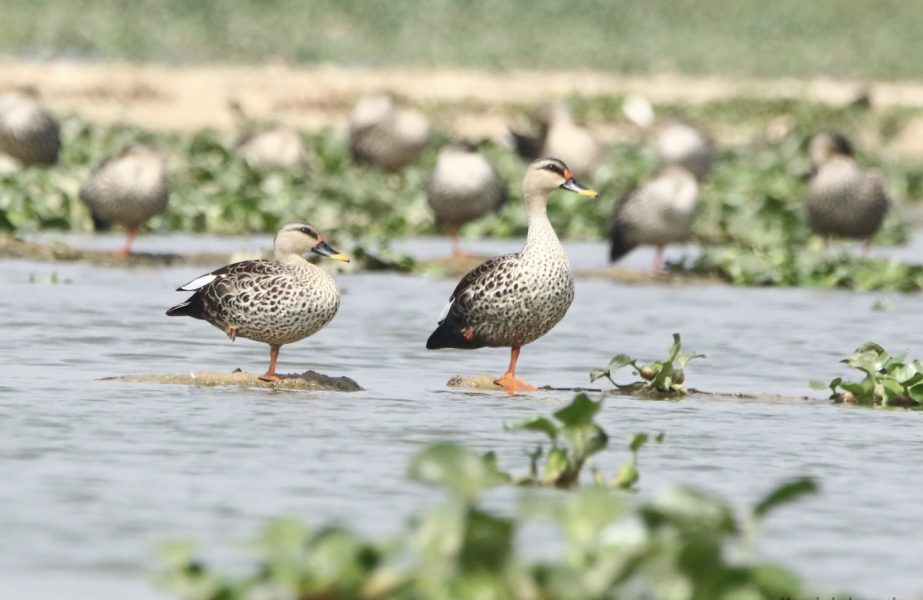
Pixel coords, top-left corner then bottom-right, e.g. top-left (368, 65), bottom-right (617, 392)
top-left (205, 266), bottom-right (341, 346)
top-left (469, 254), bottom-right (575, 348)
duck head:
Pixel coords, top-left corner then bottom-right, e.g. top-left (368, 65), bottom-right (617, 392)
top-left (274, 222), bottom-right (350, 262)
top-left (522, 157), bottom-right (598, 202)
top-left (809, 131), bottom-right (854, 166)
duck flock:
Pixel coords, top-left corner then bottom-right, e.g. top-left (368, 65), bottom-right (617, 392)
top-left (0, 86), bottom-right (893, 391)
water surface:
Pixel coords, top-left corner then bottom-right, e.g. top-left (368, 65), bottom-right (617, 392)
top-left (2, 235), bottom-right (922, 599)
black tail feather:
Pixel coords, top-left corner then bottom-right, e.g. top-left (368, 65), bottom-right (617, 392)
top-left (608, 224), bottom-right (636, 263)
top-left (166, 292), bottom-right (206, 319)
top-left (90, 209), bottom-right (112, 232)
top-left (426, 322), bottom-right (482, 350)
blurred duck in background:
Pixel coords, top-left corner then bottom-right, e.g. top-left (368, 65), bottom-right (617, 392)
top-left (622, 95), bottom-right (715, 181)
top-left (0, 86), bottom-right (60, 167)
top-left (508, 102), bottom-right (601, 177)
top-left (607, 165), bottom-right (699, 273)
top-left (806, 131), bottom-right (890, 252)
top-left (426, 141), bottom-right (507, 257)
top-left (348, 94), bottom-right (430, 171)
top-left (229, 100), bottom-right (310, 171)
top-left (79, 144), bottom-right (170, 257)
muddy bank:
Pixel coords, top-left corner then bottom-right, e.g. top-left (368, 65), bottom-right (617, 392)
top-left (106, 369), bottom-right (363, 391)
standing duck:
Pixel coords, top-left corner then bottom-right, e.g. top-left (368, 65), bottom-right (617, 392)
top-left (426, 158), bottom-right (598, 393)
top-left (348, 94), bottom-right (430, 171)
top-left (229, 100), bottom-right (310, 171)
top-left (608, 166), bottom-right (699, 273)
top-left (622, 95), bottom-right (715, 181)
top-left (509, 103), bottom-right (601, 177)
top-left (166, 223), bottom-right (349, 382)
top-left (806, 132), bottom-right (890, 250)
top-left (426, 142), bottom-right (507, 257)
top-left (79, 144), bottom-right (169, 257)
top-left (654, 121), bottom-right (715, 181)
top-left (0, 86), bottom-right (60, 167)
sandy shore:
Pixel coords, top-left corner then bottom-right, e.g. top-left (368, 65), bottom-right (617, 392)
top-left (2, 60), bottom-right (923, 135)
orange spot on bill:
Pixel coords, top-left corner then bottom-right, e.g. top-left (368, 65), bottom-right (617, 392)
top-left (563, 168), bottom-right (573, 180)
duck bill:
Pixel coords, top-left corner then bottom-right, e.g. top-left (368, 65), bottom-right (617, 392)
top-left (561, 177), bottom-right (598, 197)
top-left (312, 241), bottom-right (350, 262)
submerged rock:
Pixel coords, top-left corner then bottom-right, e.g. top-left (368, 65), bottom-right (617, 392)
top-left (446, 374), bottom-right (506, 391)
top-left (106, 369), bottom-right (363, 391)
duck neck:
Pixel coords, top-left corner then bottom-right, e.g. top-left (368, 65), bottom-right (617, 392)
top-left (523, 192), bottom-right (560, 254)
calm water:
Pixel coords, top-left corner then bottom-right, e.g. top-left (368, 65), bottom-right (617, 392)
top-left (2, 234), bottom-right (922, 599)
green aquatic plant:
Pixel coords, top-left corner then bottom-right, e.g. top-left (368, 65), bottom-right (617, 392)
top-left (591, 333), bottom-right (705, 396)
top-left (501, 393), bottom-right (662, 490)
top-left (157, 437), bottom-right (818, 600)
top-left (682, 246), bottom-right (923, 291)
top-left (812, 342), bottom-right (923, 408)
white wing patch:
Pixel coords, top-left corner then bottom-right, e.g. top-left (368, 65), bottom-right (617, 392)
top-left (178, 273), bottom-right (220, 291)
top-left (436, 297), bottom-right (455, 324)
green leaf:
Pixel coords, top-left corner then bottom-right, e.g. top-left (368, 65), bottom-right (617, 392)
top-left (628, 432), bottom-right (649, 453)
top-left (613, 462), bottom-right (639, 490)
top-left (553, 393), bottom-right (603, 427)
top-left (544, 448), bottom-right (571, 485)
top-left (458, 507), bottom-right (514, 572)
top-left (808, 379), bottom-right (829, 390)
top-left (667, 333), bottom-right (682, 362)
top-left (753, 477), bottom-right (818, 519)
top-left (408, 443), bottom-right (508, 499)
top-left (606, 353), bottom-right (637, 373)
top-left (505, 416), bottom-right (559, 441)
top-left (589, 368), bottom-right (610, 382)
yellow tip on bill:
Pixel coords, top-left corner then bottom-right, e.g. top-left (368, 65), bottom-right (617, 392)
top-left (579, 189), bottom-right (599, 198)
top-left (329, 253), bottom-right (351, 263)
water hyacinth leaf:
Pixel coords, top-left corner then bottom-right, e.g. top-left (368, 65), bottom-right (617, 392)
top-left (459, 508), bottom-right (515, 572)
top-left (667, 333), bottom-right (682, 362)
top-left (409, 443), bottom-right (508, 499)
top-left (553, 393), bottom-right (603, 427)
top-left (589, 368), bottom-right (610, 382)
top-left (506, 416), bottom-right (559, 441)
top-left (753, 477), bottom-right (818, 519)
top-left (628, 432), bottom-right (649, 453)
top-left (606, 353), bottom-right (637, 372)
top-left (613, 462), bottom-right (639, 490)
top-left (544, 448), bottom-right (571, 485)
top-left (907, 382), bottom-right (923, 403)
top-left (808, 379), bottom-right (831, 390)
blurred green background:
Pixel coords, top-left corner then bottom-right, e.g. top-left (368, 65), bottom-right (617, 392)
top-left (2, 0), bottom-right (920, 79)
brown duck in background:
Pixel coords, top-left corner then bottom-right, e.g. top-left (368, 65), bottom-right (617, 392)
top-left (806, 132), bottom-right (890, 251)
top-left (622, 95), bottom-right (715, 181)
top-left (0, 86), bottom-right (60, 167)
top-left (427, 158), bottom-right (597, 393)
top-left (229, 100), bottom-right (310, 171)
top-left (608, 166), bottom-right (699, 273)
top-left (78, 144), bottom-right (170, 257)
top-left (426, 142), bottom-right (507, 257)
top-left (167, 223), bottom-right (349, 382)
top-left (348, 94), bottom-right (430, 171)
top-left (508, 103), bottom-right (601, 177)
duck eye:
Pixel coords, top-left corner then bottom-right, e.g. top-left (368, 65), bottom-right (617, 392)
top-left (300, 227), bottom-right (313, 236)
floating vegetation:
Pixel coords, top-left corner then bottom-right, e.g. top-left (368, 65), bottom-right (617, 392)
top-left (157, 431), bottom-right (819, 600)
top-left (591, 333), bottom-right (705, 397)
top-left (812, 342), bottom-right (923, 408)
top-left (680, 247), bottom-right (923, 291)
top-left (501, 393), bottom-right (662, 490)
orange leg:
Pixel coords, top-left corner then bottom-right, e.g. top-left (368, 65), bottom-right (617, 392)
top-left (446, 226), bottom-right (472, 259)
top-left (225, 324), bottom-right (238, 342)
top-left (117, 226), bottom-right (138, 258)
top-left (494, 346), bottom-right (536, 394)
top-left (258, 344), bottom-right (282, 383)
top-left (651, 245), bottom-right (665, 274)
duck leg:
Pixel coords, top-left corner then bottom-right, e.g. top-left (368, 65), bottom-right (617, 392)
top-left (446, 226), bottom-right (472, 259)
top-left (651, 245), bottom-right (665, 274)
top-left (117, 226), bottom-right (138, 258)
top-left (258, 344), bottom-right (282, 383)
top-left (494, 346), bottom-right (536, 394)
